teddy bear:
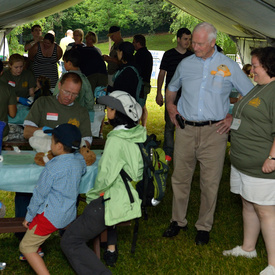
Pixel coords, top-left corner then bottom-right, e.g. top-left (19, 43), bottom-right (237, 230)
top-left (79, 146), bottom-right (97, 166)
top-left (34, 146), bottom-right (96, 166)
top-left (211, 64), bottom-right (231, 77)
top-left (29, 129), bottom-right (86, 153)
top-left (34, 151), bottom-right (54, 166)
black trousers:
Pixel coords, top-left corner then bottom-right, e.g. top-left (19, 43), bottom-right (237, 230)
top-left (61, 197), bottom-right (112, 275)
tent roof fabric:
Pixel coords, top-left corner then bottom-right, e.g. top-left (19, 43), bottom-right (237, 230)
top-left (167, 0), bottom-right (275, 42)
top-left (0, 0), bottom-right (83, 32)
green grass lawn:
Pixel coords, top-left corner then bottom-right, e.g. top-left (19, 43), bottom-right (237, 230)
top-left (0, 91), bottom-right (267, 274)
top-left (0, 34), bottom-right (267, 274)
top-left (97, 33), bottom-right (176, 56)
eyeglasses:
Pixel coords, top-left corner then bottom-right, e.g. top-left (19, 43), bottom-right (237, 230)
top-left (61, 89), bottom-right (79, 98)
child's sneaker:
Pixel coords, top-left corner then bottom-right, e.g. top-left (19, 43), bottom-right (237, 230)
top-left (37, 247), bottom-right (44, 257)
top-left (19, 247), bottom-right (44, 261)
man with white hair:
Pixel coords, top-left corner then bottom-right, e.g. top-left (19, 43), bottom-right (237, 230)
top-left (59, 30), bottom-right (74, 74)
top-left (162, 22), bottom-right (254, 245)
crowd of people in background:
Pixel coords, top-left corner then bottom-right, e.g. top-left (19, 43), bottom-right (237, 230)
top-left (0, 21), bottom-right (275, 275)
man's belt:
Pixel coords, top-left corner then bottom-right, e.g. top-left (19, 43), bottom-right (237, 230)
top-left (184, 120), bottom-right (221, 127)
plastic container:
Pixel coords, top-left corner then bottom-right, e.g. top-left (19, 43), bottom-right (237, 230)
top-left (0, 262), bottom-right (6, 270)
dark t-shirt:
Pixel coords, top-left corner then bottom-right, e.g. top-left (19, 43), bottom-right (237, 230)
top-left (78, 47), bottom-right (107, 77)
top-left (134, 47), bottom-right (153, 83)
top-left (160, 48), bottom-right (193, 89)
top-left (0, 69), bottom-right (36, 98)
top-left (0, 82), bottom-right (17, 137)
top-left (107, 63), bottom-right (139, 99)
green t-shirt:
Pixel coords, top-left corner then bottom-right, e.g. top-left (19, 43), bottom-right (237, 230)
top-left (0, 82), bottom-right (17, 137)
top-left (25, 95), bottom-right (92, 138)
top-left (231, 81), bottom-right (275, 178)
top-left (0, 69), bottom-right (36, 98)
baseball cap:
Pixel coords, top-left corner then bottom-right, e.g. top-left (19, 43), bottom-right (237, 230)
top-left (44, 123), bottom-right (82, 149)
top-left (107, 26), bottom-right (120, 37)
top-left (98, 90), bottom-right (142, 122)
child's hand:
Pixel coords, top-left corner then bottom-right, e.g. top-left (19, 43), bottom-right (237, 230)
top-left (22, 220), bottom-right (30, 229)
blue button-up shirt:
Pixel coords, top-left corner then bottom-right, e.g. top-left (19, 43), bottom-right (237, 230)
top-left (26, 153), bottom-right (86, 228)
top-left (168, 48), bottom-right (254, 121)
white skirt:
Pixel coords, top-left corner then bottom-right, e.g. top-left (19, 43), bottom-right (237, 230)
top-left (230, 165), bottom-right (275, 205)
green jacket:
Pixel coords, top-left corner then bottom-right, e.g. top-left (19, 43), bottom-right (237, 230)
top-left (86, 124), bottom-right (147, 226)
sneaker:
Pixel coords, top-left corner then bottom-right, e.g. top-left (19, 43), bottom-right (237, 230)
top-left (19, 247), bottom-right (44, 261)
top-left (222, 245), bottom-right (257, 258)
top-left (162, 221), bottom-right (187, 237)
top-left (260, 265), bottom-right (275, 275)
top-left (37, 247), bottom-right (44, 257)
top-left (103, 250), bottom-right (118, 267)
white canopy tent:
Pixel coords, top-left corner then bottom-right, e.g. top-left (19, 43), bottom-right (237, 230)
top-left (0, 0), bottom-right (83, 33)
top-left (0, 0), bottom-right (83, 60)
top-left (166, 0), bottom-right (275, 64)
top-left (0, 0), bottom-right (274, 63)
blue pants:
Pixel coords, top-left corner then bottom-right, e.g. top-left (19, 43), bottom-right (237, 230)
top-left (15, 192), bottom-right (32, 217)
top-left (15, 192), bottom-right (32, 240)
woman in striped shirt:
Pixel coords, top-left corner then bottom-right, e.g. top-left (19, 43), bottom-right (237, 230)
top-left (28, 33), bottom-right (62, 90)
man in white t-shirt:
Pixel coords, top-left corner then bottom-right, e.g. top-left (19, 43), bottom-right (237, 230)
top-left (59, 30), bottom-right (74, 74)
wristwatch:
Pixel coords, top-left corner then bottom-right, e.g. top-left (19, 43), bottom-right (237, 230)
top-left (268, 156), bottom-right (275, 160)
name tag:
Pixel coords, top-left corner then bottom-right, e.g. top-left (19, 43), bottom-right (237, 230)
top-left (230, 118), bottom-right (241, 130)
top-left (46, 113), bottom-right (58, 121)
top-left (8, 81), bottom-right (16, 87)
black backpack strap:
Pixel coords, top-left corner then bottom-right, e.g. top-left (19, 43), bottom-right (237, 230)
top-left (120, 169), bottom-right (134, 204)
top-left (137, 143), bottom-right (154, 209)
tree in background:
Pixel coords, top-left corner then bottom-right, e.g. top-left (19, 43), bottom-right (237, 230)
top-left (165, 4), bottom-right (236, 54)
top-left (7, 0), bottom-right (236, 55)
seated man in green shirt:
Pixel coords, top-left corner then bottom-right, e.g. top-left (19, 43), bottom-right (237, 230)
top-left (17, 72), bottom-right (92, 243)
top-left (23, 72), bottom-right (92, 147)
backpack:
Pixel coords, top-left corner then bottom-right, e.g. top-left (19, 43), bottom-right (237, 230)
top-left (114, 66), bottom-right (146, 107)
top-left (120, 134), bottom-right (169, 253)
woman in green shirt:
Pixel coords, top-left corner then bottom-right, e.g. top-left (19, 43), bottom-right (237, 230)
top-left (223, 47), bottom-right (275, 275)
top-left (0, 54), bottom-right (36, 106)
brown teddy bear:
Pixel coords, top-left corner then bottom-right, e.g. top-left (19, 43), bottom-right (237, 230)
top-left (79, 146), bottom-right (97, 166)
top-left (34, 146), bottom-right (96, 166)
top-left (34, 151), bottom-right (54, 166)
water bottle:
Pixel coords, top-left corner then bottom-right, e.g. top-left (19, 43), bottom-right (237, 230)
top-left (0, 262), bottom-right (6, 270)
top-left (151, 198), bottom-right (160, 206)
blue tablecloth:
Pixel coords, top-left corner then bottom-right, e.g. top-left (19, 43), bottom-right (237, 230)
top-left (0, 150), bottom-right (102, 193)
